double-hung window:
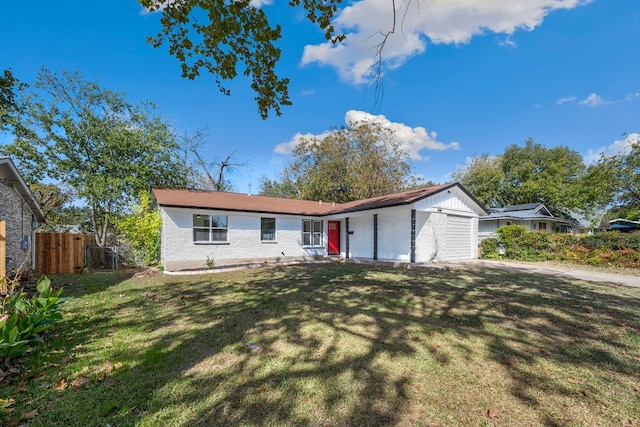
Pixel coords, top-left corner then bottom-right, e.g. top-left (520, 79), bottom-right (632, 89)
top-left (261, 218), bottom-right (276, 241)
top-left (193, 214), bottom-right (228, 242)
top-left (302, 220), bottom-right (322, 246)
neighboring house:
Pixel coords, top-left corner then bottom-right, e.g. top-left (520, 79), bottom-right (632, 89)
top-left (572, 210), bottom-right (610, 234)
top-left (479, 203), bottom-right (577, 238)
top-left (153, 182), bottom-right (488, 272)
top-left (609, 218), bottom-right (640, 233)
top-left (0, 157), bottom-right (46, 276)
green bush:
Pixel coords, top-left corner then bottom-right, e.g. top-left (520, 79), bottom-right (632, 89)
top-left (0, 276), bottom-right (68, 366)
top-left (481, 238), bottom-right (500, 259)
top-left (485, 227), bottom-right (640, 268)
top-left (495, 225), bottom-right (550, 260)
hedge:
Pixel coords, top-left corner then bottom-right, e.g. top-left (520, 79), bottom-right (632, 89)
top-left (481, 227), bottom-right (640, 269)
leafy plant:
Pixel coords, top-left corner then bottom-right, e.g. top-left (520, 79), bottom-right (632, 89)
top-left (205, 256), bottom-right (215, 269)
top-left (480, 238), bottom-right (500, 259)
top-left (0, 276), bottom-right (68, 366)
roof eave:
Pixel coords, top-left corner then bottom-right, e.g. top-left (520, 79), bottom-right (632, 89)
top-left (0, 158), bottom-right (46, 223)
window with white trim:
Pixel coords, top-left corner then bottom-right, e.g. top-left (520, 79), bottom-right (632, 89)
top-left (193, 214), bottom-right (228, 242)
top-left (261, 217), bottom-right (276, 241)
top-left (538, 222), bottom-right (547, 232)
top-left (302, 219), bottom-right (323, 246)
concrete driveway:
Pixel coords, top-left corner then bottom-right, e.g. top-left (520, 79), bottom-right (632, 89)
top-left (445, 259), bottom-right (640, 288)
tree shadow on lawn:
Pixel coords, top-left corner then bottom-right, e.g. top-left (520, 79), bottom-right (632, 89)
top-left (52, 264), bottom-right (640, 426)
top-left (48, 269), bottom-right (139, 298)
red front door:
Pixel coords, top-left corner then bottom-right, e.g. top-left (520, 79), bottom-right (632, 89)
top-left (327, 221), bottom-right (340, 255)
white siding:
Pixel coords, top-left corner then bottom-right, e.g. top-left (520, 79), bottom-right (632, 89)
top-left (347, 214), bottom-right (373, 259)
top-left (414, 186), bottom-right (479, 215)
top-left (377, 208), bottom-right (411, 261)
top-left (160, 207), bottom-right (327, 271)
top-left (415, 212), bottom-right (447, 262)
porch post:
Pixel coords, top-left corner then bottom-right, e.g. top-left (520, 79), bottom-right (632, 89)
top-left (410, 209), bottom-right (416, 263)
top-left (345, 217), bottom-right (350, 259)
top-left (373, 214), bottom-right (378, 260)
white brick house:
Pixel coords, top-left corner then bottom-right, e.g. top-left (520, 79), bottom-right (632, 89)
top-left (0, 157), bottom-right (46, 275)
top-left (153, 183), bottom-right (488, 272)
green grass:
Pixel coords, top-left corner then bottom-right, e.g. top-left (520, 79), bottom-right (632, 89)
top-left (1, 264), bottom-right (639, 426)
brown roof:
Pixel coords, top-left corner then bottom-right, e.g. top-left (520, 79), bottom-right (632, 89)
top-left (152, 182), bottom-right (484, 217)
top-left (153, 187), bottom-right (338, 216)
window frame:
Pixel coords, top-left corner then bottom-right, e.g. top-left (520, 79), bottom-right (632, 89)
top-left (538, 222), bottom-right (547, 232)
top-left (302, 219), bottom-right (323, 247)
top-left (261, 217), bottom-right (276, 242)
top-left (193, 214), bottom-right (228, 243)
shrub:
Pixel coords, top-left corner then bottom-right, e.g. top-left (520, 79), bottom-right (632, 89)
top-left (487, 227), bottom-right (640, 268)
top-left (0, 276), bottom-right (68, 367)
top-left (495, 225), bottom-right (550, 260)
top-left (481, 238), bottom-right (500, 259)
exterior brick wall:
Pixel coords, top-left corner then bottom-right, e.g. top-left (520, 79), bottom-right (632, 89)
top-left (157, 184), bottom-right (484, 272)
top-left (160, 207), bottom-right (328, 271)
top-left (0, 180), bottom-right (34, 273)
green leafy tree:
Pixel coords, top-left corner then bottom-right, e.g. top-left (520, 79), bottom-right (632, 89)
top-left (3, 68), bottom-right (188, 247)
top-left (501, 139), bottom-right (586, 209)
top-left (264, 121), bottom-right (421, 203)
top-left (140, 0), bottom-right (346, 119)
top-left (591, 137), bottom-right (640, 219)
top-left (0, 69), bottom-right (24, 130)
top-left (260, 171), bottom-right (300, 199)
top-left (454, 139), bottom-right (589, 212)
top-left (114, 192), bottom-right (161, 265)
top-left (29, 182), bottom-right (73, 228)
top-left (609, 139), bottom-right (640, 207)
top-left (452, 154), bottom-right (505, 207)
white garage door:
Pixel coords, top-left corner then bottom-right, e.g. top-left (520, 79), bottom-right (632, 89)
top-left (446, 215), bottom-right (472, 260)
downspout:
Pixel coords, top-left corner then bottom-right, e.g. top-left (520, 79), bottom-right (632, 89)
top-left (31, 215), bottom-right (43, 271)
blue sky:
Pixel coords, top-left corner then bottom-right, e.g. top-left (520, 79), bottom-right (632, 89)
top-left (2, 0), bottom-right (639, 193)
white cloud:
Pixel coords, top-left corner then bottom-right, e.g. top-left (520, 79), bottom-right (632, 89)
top-left (139, 0), bottom-right (182, 14)
top-left (141, 0), bottom-right (269, 15)
top-left (625, 91), bottom-right (640, 101)
top-left (274, 132), bottom-right (327, 155)
top-left (579, 93), bottom-right (607, 106)
top-left (249, 0), bottom-right (272, 8)
top-left (498, 35), bottom-right (517, 48)
top-left (274, 110), bottom-right (459, 160)
top-left (584, 133), bottom-right (639, 164)
top-left (301, 0), bottom-right (591, 84)
top-left (556, 96), bottom-right (576, 105)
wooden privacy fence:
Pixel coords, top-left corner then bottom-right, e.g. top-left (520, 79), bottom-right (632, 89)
top-left (35, 233), bottom-right (94, 274)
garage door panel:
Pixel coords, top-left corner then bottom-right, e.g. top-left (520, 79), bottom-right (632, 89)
top-left (446, 215), bottom-right (472, 260)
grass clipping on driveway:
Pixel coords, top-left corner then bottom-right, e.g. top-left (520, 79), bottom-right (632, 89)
top-left (2, 264), bottom-right (639, 426)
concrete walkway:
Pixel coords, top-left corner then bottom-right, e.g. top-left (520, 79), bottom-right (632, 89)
top-left (445, 259), bottom-right (640, 288)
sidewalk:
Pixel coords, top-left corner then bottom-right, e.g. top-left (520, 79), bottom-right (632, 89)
top-left (445, 259), bottom-right (640, 288)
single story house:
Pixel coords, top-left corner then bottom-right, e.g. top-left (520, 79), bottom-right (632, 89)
top-left (572, 210), bottom-right (610, 234)
top-left (153, 182), bottom-right (488, 272)
top-left (609, 218), bottom-right (640, 233)
top-left (479, 203), bottom-right (577, 239)
top-left (0, 157), bottom-right (46, 277)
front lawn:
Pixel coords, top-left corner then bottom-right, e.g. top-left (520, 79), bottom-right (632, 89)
top-left (2, 263), bottom-right (639, 426)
